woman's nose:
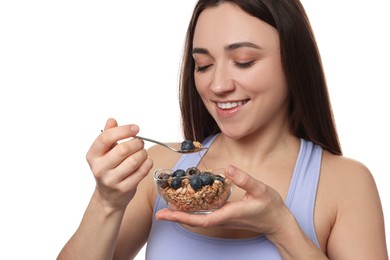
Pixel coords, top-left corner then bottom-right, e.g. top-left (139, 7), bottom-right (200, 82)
top-left (209, 63), bottom-right (235, 94)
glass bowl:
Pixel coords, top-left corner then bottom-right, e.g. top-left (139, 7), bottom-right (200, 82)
top-left (154, 167), bottom-right (233, 214)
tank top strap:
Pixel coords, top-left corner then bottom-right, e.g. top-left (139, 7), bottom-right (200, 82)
top-left (285, 138), bottom-right (322, 247)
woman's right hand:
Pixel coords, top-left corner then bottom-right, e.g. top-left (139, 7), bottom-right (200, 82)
top-left (86, 118), bottom-right (153, 211)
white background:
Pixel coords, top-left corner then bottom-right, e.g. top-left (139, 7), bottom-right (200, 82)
top-left (0, 1), bottom-right (389, 259)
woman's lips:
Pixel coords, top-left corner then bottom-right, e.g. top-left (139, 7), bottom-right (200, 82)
top-left (215, 99), bottom-right (249, 116)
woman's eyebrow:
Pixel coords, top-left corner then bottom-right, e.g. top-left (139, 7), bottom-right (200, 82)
top-left (192, 47), bottom-right (209, 55)
top-left (192, 42), bottom-right (261, 55)
top-left (225, 41), bottom-right (262, 51)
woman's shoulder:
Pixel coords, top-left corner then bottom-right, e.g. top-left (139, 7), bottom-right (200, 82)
top-left (321, 151), bottom-right (374, 186)
top-left (318, 150), bottom-right (380, 219)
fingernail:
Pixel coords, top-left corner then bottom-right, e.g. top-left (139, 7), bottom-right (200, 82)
top-left (226, 165), bottom-right (236, 177)
top-left (131, 125), bottom-right (139, 132)
top-left (155, 211), bottom-right (164, 220)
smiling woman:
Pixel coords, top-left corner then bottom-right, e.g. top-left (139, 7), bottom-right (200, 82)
top-left (54, 0), bottom-right (388, 259)
top-left (1, 0), bottom-right (387, 259)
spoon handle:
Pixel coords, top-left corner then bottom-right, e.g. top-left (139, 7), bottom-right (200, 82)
top-left (135, 135), bottom-right (178, 152)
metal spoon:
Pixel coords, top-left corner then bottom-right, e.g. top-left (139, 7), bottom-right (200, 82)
top-left (135, 135), bottom-right (208, 154)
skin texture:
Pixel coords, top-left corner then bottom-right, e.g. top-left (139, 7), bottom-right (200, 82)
top-left (57, 3), bottom-right (388, 260)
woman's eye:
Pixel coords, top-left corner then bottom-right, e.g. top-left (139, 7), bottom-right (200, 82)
top-left (235, 61), bottom-right (255, 68)
top-left (196, 64), bottom-right (212, 72)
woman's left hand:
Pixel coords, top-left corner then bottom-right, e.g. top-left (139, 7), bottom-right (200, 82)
top-left (155, 165), bottom-right (292, 236)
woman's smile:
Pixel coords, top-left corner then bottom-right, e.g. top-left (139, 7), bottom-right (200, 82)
top-left (215, 99), bottom-right (249, 118)
top-left (216, 99), bottom-right (249, 110)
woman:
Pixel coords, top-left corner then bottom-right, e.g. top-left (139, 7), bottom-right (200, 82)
top-left (58, 0), bottom-right (388, 259)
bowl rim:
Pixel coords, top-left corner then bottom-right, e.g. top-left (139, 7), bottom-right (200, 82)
top-left (153, 168), bottom-right (228, 180)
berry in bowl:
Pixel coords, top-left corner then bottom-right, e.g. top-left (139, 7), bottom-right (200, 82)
top-left (154, 167), bottom-right (233, 214)
top-left (180, 140), bottom-right (204, 152)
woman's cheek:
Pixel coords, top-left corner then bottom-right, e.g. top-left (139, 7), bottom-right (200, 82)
top-left (194, 74), bottom-right (210, 94)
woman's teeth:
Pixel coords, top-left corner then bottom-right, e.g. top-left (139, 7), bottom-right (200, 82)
top-left (217, 100), bottom-right (246, 109)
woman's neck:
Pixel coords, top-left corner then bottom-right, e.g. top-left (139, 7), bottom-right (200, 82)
top-left (205, 125), bottom-right (300, 173)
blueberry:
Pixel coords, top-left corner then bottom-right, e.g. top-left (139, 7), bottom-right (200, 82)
top-left (200, 172), bottom-right (213, 186)
top-left (157, 173), bottom-right (170, 188)
top-left (170, 177), bottom-right (182, 190)
top-left (186, 167), bottom-right (201, 176)
top-left (190, 175), bottom-right (202, 190)
top-left (213, 175), bottom-right (225, 184)
top-left (172, 169), bottom-right (186, 178)
top-left (181, 140), bottom-right (195, 151)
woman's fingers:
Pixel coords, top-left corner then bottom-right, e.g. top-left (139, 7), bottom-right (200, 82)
top-left (108, 147), bottom-right (149, 182)
top-left (103, 118), bottom-right (118, 130)
top-left (118, 157), bottom-right (154, 192)
top-left (155, 209), bottom-right (216, 228)
top-left (155, 205), bottom-right (234, 229)
top-left (86, 118), bottom-right (147, 182)
top-left (83, 118), bottom-right (155, 209)
top-left (101, 138), bottom-right (145, 170)
top-left (87, 123), bottom-right (140, 161)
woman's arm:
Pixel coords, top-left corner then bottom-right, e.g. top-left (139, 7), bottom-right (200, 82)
top-left (325, 157), bottom-right (388, 259)
top-left (57, 119), bottom-right (153, 260)
top-left (113, 167), bottom-right (156, 259)
top-left (57, 190), bottom-right (128, 260)
top-left (113, 143), bottom-right (182, 259)
top-left (263, 155), bottom-right (388, 260)
top-left (265, 210), bottom-right (328, 259)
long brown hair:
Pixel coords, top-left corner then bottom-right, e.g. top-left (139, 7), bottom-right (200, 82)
top-left (179, 0), bottom-right (342, 155)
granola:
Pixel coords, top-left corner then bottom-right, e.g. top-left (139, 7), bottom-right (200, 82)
top-left (155, 168), bottom-right (232, 213)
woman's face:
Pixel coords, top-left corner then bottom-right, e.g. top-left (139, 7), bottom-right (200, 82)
top-left (193, 3), bottom-right (289, 139)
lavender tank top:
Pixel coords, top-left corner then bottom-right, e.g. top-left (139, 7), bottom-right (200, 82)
top-left (145, 135), bottom-right (322, 259)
